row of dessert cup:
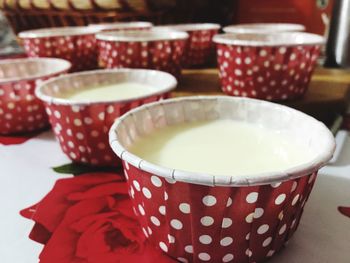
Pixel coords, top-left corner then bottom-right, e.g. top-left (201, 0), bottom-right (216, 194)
top-left (17, 22), bottom-right (221, 71)
top-left (17, 21), bottom-right (324, 101)
top-left (19, 22), bottom-right (303, 71)
top-left (0, 22), bottom-right (334, 263)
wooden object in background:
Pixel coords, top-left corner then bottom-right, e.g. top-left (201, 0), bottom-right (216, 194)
top-left (0, 0), bottom-right (173, 33)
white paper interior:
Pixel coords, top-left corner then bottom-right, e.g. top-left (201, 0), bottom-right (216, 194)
top-left (0, 59), bottom-right (69, 83)
top-left (39, 69), bottom-right (175, 101)
top-left (214, 32), bottom-right (324, 46)
top-left (88, 22), bottom-right (152, 31)
top-left (156, 23), bottom-right (220, 31)
top-left (97, 30), bottom-right (188, 42)
top-left (19, 26), bottom-right (98, 38)
top-left (224, 23), bottom-right (305, 33)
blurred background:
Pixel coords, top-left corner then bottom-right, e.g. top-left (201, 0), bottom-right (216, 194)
top-left (0, 0), bottom-right (334, 57)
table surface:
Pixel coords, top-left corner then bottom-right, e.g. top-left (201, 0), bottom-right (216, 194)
top-left (1, 67), bottom-right (350, 263)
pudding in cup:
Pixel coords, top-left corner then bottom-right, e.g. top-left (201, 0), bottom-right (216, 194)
top-left (36, 68), bottom-right (176, 166)
top-left (109, 96), bottom-right (335, 262)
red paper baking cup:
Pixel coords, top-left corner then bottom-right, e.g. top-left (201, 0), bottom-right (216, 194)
top-left (88, 21), bottom-right (153, 32)
top-left (0, 57), bottom-right (71, 135)
top-left (109, 96), bottom-right (335, 263)
top-left (18, 26), bottom-right (100, 72)
top-left (96, 30), bottom-right (189, 78)
top-left (213, 32), bottom-right (324, 101)
top-left (36, 68), bottom-right (177, 166)
top-left (155, 24), bottom-right (220, 68)
top-left (223, 23), bottom-right (305, 34)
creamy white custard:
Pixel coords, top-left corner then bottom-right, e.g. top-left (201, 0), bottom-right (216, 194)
top-left (129, 119), bottom-right (315, 176)
top-left (63, 82), bottom-right (156, 102)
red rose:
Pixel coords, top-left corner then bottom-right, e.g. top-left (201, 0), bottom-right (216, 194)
top-left (338, 206), bottom-right (350, 218)
top-left (20, 172), bottom-right (175, 263)
top-left (0, 128), bottom-right (48, 145)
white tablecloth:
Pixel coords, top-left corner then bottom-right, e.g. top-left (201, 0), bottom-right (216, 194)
top-left (1, 131), bottom-right (350, 263)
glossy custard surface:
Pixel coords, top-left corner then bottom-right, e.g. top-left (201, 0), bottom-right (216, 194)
top-left (129, 120), bottom-right (314, 176)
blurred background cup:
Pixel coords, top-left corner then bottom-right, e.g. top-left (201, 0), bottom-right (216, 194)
top-left (155, 23), bottom-right (221, 68)
top-left (96, 30), bottom-right (189, 77)
top-left (88, 21), bottom-right (153, 32)
top-left (223, 23), bottom-right (305, 34)
top-left (0, 57), bottom-right (71, 134)
top-left (35, 68), bottom-right (177, 167)
top-left (18, 26), bottom-right (100, 72)
top-left (213, 32), bottom-right (324, 101)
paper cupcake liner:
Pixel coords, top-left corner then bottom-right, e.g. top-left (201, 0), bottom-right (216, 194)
top-left (223, 23), bottom-right (305, 34)
top-left (109, 96), bottom-right (335, 262)
top-left (155, 24), bottom-right (220, 68)
top-left (37, 69), bottom-right (176, 166)
top-left (96, 31), bottom-right (188, 78)
top-left (213, 33), bottom-right (323, 101)
top-left (0, 58), bottom-right (71, 135)
top-left (88, 21), bottom-right (153, 32)
top-left (123, 162), bottom-right (317, 263)
top-left (45, 95), bottom-right (169, 166)
top-left (216, 44), bottom-right (321, 101)
top-left (20, 31), bottom-right (98, 72)
top-left (181, 29), bottom-right (219, 68)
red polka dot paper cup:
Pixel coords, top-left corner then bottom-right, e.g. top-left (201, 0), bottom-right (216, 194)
top-left (35, 68), bottom-right (177, 166)
top-left (109, 96), bottom-right (335, 263)
top-left (223, 23), bottom-right (305, 34)
top-left (0, 58), bottom-right (71, 135)
top-left (18, 26), bottom-right (100, 72)
top-left (88, 21), bottom-right (153, 32)
top-left (213, 32), bottom-right (324, 101)
top-left (96, 30), bottom-right (189, 78)
top-left (155, 23), bottom-right (221, 68)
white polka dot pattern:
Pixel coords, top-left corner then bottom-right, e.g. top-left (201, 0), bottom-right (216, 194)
top-left (123, 164), bottom-right (318, 263)
top-left (0, 65), bottom-right (68, 134)
top-left (41, 76), bottom-right (170, 165)
top-left (97, 38), bottom-right (187, 77)
top-left (21, 35), bottom-right (97, 72)
top-left (216, 44), bottom-right (321, 101)
top-left (181, 29), bottom-right (219, 67)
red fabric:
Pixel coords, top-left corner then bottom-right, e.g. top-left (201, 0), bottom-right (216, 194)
top-left (338, 206), bottom-right (350, 218)
top-left (20, 172), bottom-right (176, 263)
top-left (0, 129), bottom-right (47, 145)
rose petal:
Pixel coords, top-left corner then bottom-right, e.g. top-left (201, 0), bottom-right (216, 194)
top-left (338, 206), bottom-right (350, 218)
top-left (116, 241), bottom-right (177, 263)
top-left (20, 204), bottom-right (38, 219)
top-left (68, 182), bottom-right (128, 201)
top-left (111, 199), bottom-right (136, 218)
top-left (28, 223), bottom-right (52, 244)
top-left (21, 173), bottom-right (123, 232)
top-left (0, 129), bottom-right (47, 145)
top-left (71, 212), bottom-right (119, 233)
top-left (77, 222), bottom-right (112, 258)
top-left (39, 197), bottom-right (109, 262)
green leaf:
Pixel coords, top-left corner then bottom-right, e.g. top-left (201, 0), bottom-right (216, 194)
top-left (52, 163), bottom-right (119, 176)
